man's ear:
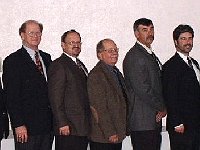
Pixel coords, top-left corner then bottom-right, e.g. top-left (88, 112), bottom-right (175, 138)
top-left (97, 52), bottom-right (102, 60)
top-left (174, 40), bottom-right (178, 47)
top-left (134, 30), bottom-right (139, 39)
top-left (20, 33), bottom-right (25, 40)
top-left (61, 42), bottom-right (65, 49)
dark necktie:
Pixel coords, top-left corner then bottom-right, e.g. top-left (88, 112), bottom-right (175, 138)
top-left (76, 58), bottom-right (88, 76)
top-left (35, 51), bottom-right (44, 75)
top-left (187, 57), bottom-right (193, 69)
top-left (113, 66), bottom-right (127, 100)
top-left (151, 52), bottom-right (162, 70)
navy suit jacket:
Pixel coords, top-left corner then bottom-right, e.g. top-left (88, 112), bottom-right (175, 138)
top-left (0, 80), bottom-right (9, 140)
top-left (2, 47), bottom-right (53, 135)
top-left (162, 53), bottom-right (200, 132)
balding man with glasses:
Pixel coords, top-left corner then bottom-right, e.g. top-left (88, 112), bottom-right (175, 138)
top-left (2, 20), bottom-right (53, 150)
top-left (87, 39), bottom-right (127, 150)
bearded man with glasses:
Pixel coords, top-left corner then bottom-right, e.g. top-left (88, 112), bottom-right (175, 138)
top-left (48, 30), bottom-right (90, 150)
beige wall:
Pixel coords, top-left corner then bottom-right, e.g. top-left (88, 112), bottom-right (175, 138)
top-left (0, 1), bottom-right (199, 149)
top-left (0, 0), bottom-right (200, 72)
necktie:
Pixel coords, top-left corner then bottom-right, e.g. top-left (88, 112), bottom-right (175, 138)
top-left (113, 66), bottom-right (127, 100)
top-left (187, 57), bottom-right (193, 69)
top-left (76, 58), bottom-right (88, 76)
top-left (151, 52), bottom-right (162, 70)
top-left (35, 51), bottom-right (44, 74)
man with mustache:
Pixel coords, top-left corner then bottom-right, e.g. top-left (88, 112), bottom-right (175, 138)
top-left (162, 24), bottom-right (200, 150)
top-left (48, 30), bottom-right (90, 150)
top-left (123, 18), bottom-right (166, 150)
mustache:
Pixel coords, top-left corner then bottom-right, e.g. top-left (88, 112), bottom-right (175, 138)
top-left (184, 44), bottom-right (192, 47)
top-left (147, 35), bottom-right (154, 40)
top-left (72, 46), bottom-right (80, 49)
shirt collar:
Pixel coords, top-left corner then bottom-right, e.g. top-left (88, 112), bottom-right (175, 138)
top-left (63, 52), bottom-right (77, 62)
top-left (176, 51), bottom-right (188, 63)
top-left (137, 40), bottom-right (153, 54)
top-left (23, 45), bottom-right (39, 58)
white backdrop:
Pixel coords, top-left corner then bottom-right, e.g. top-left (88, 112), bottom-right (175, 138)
top-left (0, 0), bottom-right (200, 71)
top-left (0, 0), bottom-right (199, 149)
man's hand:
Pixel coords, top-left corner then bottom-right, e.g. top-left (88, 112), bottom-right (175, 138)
top-left (175, 124), bottom-right (184, 134)
top-left (59, 126), bottom-right (70, 136)
top-left (109, 134), bottom-right (119, 143)
top-left (15, 125), bottom-right (28, 143)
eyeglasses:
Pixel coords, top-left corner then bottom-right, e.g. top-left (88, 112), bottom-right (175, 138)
top-left (66, 41), bottom-right (82, 46)
top-left (26, 31), bottom-right (42, 37)
top-left (104, 48), bottom-right (119, 53)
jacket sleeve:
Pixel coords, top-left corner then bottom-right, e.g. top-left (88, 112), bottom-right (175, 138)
top-left (162, 64), bottom-right (183, 127)
top-left (2, 57), bottom-right (25, 128)
top-left (87, 71), bottom-right (117, 139)
top-left (123, 50), bottom-right (165, 112)
top-left (48, 61), bottom-right (70, 128)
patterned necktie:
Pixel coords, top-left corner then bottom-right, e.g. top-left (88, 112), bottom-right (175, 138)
top-left (113, 66), bottom-right (127, 100)
top-left (35, 51), bottom-right (44, 74)
top-left (76, 58), bottom-right (88, 76)
top-left (187, 57), bottom-right (193, 69)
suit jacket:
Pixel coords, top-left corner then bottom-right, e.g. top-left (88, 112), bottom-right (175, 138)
top-left (87, 61), bottom-right (127, 143)
top-left (123, 42), bottom-right (165, 131)
top-left (0, 80), bottom-right (9, 140)
top-left (2, 47), bottom-right (53, 136)
top-left (162, 53), bottom-right (200, 132)
top-left (48, 54), bottom-right (90, 136)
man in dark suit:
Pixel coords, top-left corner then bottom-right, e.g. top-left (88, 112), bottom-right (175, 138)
top-left (48, 30), bottom-right (90, 150)
top-left (2, 20), bottom-right (53, 150)
top-left (123, 18), bottom-right (166, 150)
top-left (162, 24), bottom-right (200, 150)
top-left (87, 39), bottom-right (127, 150)
top-left (0, 79), bottom-right (9, 148)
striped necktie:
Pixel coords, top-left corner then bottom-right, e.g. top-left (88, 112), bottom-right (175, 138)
top-left (76, 58), bottom-right (88, 76)
top-left (187, 57), bottom-right (193, 69)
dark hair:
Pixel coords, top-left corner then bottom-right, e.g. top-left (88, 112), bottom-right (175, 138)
top-left (61, 29), bottom-right (81, 42)
top-left (133, 18), bottom-right (153, 32)
top-left (173, 24), bottom-right (194, 41)
top-left (19, 20), bottom-right (43, 36)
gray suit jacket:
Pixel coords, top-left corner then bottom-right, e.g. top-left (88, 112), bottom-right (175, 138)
top-left (88, 61), bottom-right (127, 143)
top-left (48, 54), bottom-right (90, 136)
top-left (123, 42), bottom-right (165, 131)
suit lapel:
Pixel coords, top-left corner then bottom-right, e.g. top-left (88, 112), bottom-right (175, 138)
top-left (99, 61), bottom-right (125, 99)
top-left (191, 57), bottom-right (200, 70)
top-left (40, 51), bottom-right (50, 69)
top-left (20, 48), bottom-right (38, 71)
top-left (20, 48), bottom-right (47, 80)
top-left (61, 54), bottom-right (87, 79)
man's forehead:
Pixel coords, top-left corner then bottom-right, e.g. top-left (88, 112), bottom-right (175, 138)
top-left (138, 24), bottom-right (154, 28)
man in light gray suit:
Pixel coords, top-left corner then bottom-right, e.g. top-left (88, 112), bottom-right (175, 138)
top-left (123, 18), bottom-right (166, 150)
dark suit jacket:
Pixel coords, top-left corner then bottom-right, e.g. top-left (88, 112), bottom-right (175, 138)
top-left (0, 80), bottom-right (9, 140)
top-left (87, 61), bottom-right (127, 143)
top-left (123, 42), bottom-right (165, 131)
top-left (48, 54), bottom-right (90, 136)
top-left (162, 53), bottom-right (200, 132)
top-left (2, 47), bottom-right (53, 136)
